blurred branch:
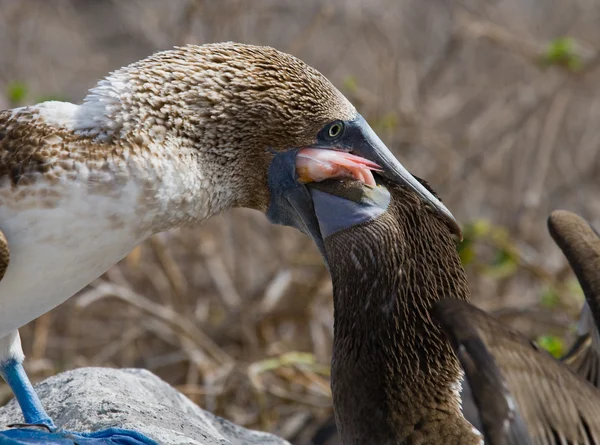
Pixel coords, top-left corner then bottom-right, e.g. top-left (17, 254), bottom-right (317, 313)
top-left (175, 0), bottom-right (203, 44)
top-left (200, 239), bottom-right (242, 309)
top-left (150, 235), bottom-right (189, 307)
top-left (456, 11), bottom-right (597, 70)
top-left (286, 4), bottom-right (335, 55)
top-left (76, 280), bottom-right (234, 368)
top-left (521, 90), bottom-right (571, 211)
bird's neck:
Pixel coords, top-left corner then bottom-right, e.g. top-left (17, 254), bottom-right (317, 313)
top-left (62, 62), bottom-right (270, 231)
top-left (324, 193), bottom-right (479, 444)
top-left (123, 137), bottom-right (227, 234)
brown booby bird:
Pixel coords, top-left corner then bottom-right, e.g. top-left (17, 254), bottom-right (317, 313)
top-left (286, 175), bottom-right (600, 444)
top-left (0, 42), bottom-right (459, 443)
top-left (437, 211), bottom-right (600, 445)
top-left (307, 209), bottom-right (600, 445)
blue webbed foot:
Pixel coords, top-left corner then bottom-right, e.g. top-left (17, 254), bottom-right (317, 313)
top-left (0, 361), bottom-right (157, 444)
top-left (0, 427), bottom-right (157, 444)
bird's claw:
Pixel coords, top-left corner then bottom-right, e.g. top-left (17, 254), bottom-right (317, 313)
top-left (7, 423), bottom-right (53, 432)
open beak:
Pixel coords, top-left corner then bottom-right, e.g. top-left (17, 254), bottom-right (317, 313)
top-left (266, 113), bottom-right (461, 256)
top-left (296, 148), bottom-right (381, 187)
top-left (312, 114), bottom-right (462, 239)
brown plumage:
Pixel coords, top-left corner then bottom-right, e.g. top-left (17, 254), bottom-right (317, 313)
top-left (562, 330), bottom-right (600, 388)
top-left (434, 299), bottom-right (600, 445)
top-left (320, 182), bottom-right (600, 444)
top-left (432, 300), bottom-right (530, 445)
top-left (324, 182), bottom-right (478, 444)
top-left (0, 43), bottom-right (355, 215)
top-left (549, 211), bottom-right (600, 388)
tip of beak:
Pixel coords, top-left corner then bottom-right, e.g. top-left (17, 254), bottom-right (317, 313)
top-left (443, 210), bottom-right (463, 241)
top-left (452, 221), bottom-right (464, 242)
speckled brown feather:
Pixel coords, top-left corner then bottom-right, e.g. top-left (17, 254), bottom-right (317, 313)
top-left (0, 108), bottom-right (114, 187)
top-left (0, 43), bottom-right (356, 215)
top-left (325, 182), bottom-right (479, 445)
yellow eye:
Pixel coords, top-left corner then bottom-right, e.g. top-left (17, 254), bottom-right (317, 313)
top-left (326, 121), bottom-right (344, 139)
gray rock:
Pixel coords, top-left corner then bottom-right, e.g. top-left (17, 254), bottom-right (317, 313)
top-left (0, 367), bottom-right (289, 445)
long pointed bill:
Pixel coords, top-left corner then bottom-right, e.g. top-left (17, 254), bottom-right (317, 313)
top-left (266, 114), bottom-right (461, 261)
top-left (322, 114), bottom-right (461, 238)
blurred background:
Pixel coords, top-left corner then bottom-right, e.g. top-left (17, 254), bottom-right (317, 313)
top-left (1, 0), bottom-right (599, 443)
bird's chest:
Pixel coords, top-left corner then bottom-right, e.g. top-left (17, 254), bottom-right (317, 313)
top-left (0, 178), bottom-right (153, 336)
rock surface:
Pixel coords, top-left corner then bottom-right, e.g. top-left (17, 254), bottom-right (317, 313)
top-left (0, 367), bottom-right (289, 445)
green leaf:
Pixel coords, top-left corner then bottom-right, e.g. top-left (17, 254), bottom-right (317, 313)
top-left (540, 286), bottom-right (560, 309)
top-left (471, 219), bottom-right (491, 238)
top-left (343, 75), bottom-right (359, 94)
top-left (542, 37), bottom-right (583, 72)
top-left (536, 334), bottom-right (564, 358)
top-left (566, 278), bottom-right (585, 304)
top-left (373, 112), bottom-right (399, 133)
top-left (457, 242), bottom-right (475, 266)
top-left (483, 250), bottom-right (518, 278)
top-left (6, 81), bottom-right (28, 105)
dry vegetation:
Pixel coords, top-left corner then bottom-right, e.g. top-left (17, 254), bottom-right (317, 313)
top-left (1, 0), bottom-right (600, 443)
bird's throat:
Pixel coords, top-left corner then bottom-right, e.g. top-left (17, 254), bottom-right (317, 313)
top-left (324, 187), bottom-right (477, 444)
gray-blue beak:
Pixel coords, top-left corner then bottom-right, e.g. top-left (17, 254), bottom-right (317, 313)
top-left (320, 115), bottom-right (460, 238)
top-left (266, 114), bottom-right (460, 254)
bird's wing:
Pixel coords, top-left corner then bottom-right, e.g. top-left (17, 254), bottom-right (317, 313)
top-left (0, 103), bottom-right (93, 189)
top-left (547, 210), bottom-right (600, 388)
top-left (0, 107), bottom-right (49, 186)
top-left (433, 300), bottom-right (532, 445)
top-left (307, 416), bottom-right (342, 445)
top-left (561, 303), bottom-right (600, 387)
top-left (433, 299), bottom-right (600, 445)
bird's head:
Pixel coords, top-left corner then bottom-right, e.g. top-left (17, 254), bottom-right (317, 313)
top-left (76, 42), bottom-right (459, 238)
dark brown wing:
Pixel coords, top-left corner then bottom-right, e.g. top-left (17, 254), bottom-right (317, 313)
top-left (561, 304), bottom-right (600, 388)
top-left (548, 211), bottom-right (600, 388)
top-left (433, 299), bottom-right (600, 445)
top-left (433, 300), bottom-right (532, 445)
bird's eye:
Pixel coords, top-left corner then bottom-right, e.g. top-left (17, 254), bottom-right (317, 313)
top-left (324, 121), bottom-right (345, 140)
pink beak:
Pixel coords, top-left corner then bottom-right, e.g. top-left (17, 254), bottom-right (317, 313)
top-left (295, 148), bottom-right (382, 187)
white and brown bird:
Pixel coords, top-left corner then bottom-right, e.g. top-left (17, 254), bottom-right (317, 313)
top-left (0, 42), bottom-right (458, 443)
